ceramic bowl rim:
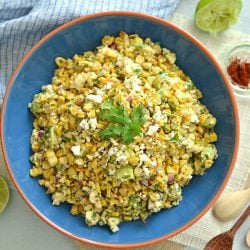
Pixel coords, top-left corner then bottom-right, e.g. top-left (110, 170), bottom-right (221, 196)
top-left (0, 11), bottom-right (240, 249)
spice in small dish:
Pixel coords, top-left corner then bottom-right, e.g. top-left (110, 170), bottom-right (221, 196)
top-left (225, 44), bottom-right (250, 96)
top-left (227, 58), bottom-right (250, 89)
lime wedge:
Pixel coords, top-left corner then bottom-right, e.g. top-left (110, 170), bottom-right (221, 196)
top-left (195, 0), bottom-right (242, 34)
top-left (0, 176), bottom-right (9, 214)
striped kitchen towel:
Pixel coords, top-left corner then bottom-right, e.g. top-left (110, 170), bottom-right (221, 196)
top-left (0, 0), bottom-right (180, 103)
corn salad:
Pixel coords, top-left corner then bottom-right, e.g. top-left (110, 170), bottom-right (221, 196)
top-left (29, 32), bottom-right (218, 233)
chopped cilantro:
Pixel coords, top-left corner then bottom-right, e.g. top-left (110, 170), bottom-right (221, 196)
top-left (98, 99), bottom-right (146, 144)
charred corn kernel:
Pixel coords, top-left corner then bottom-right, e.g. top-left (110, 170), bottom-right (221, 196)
top-left (101, 199), bottom-right (107, 206)
top-left (78, 171), bottom-right (84, 180)
top-left (68, 167), bottom-right (77, 178)
top-left (110, 199), bottom-right (118, 206)
top-left (87, 110), bottom-right (96, 118)
top-left (75, 158), bottom-right (84, 165)
top-left (199, 114), bottom-right (208, 125)
top-left (55, 126), bottom-right (63, 137)
top-left (30, 168), bottom-right (41, 177)
top-left (179, 160), bottom-right (187, 166)
top-left (45, 150), bottom-right (58, 167)
top-left (131, 36), bottom-right (143, 44)
top-left (111, 211), bottom-right (119, 217)
top-left (135, 55), bottom-right (145, 64)
top-left (206, 132), bottom-right (218, 142)
top-left (194, 160), bottom-right (202, 170)
top-left (38, 179), bottom-right (45, 185)
top-left (102, 36), bottom-right (114, 46)
top-left (83, 102), bottom-right (93, 111)
top-left (91, 159), bottom-right (98, 168)
top-left (129, 156), bottom-right (139, 166)
top-left (197, 126), bottom-right (204, 134)
top-left (56, 149), bottom-right (64, 157)
top-left (43, 169), bottom-right (52, 179)
top-left (96, 123), bottom-right (104, 129)
top-left (124, 216), bottom-right (132, 221)
top-left (85, 142), bottom-right (93, 151)
top-left (106, 188), bottom-right (111, 198)
top-left (106, 48), bottom-right (118, 58)
top-left (59, 156), bottom-right (68, 165)
top-left (142, 62), bottom-right (152, 70)
top-left (31, 142), bottom-right (40, 152)
top-left (67, 153), bottom-right (75, 164)
top-left (151, 66), bottom-right (162, 75)
top-left (204, 160), bottom-right (213, 168)
top-left (71, 205), bottom-right (79, 215)
top-left (55, 57), bottom-right (66, 67)
top-left (69, 116), bottom-right (76, 127)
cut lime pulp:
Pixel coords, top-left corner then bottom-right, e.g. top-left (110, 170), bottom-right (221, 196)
top-left (195, 0), bottom-right (242, 34)
top-left (0, 176), bottom-right (9, 214)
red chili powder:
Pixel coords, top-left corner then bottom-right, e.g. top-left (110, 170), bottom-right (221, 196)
top-left (227, 57), bottom-right (250, 88)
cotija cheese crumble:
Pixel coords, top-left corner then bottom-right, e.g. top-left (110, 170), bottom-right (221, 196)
top-left (29, 32), bottom-right (218, 233)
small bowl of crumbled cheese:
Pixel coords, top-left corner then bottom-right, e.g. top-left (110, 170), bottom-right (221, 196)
top-left (0, 11), bottom-right (239, 248)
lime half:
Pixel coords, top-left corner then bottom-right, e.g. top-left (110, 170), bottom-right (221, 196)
top-left (0, 176), bottom-right (9, 214)
top-left (195, 0), bottom-right (242, 34)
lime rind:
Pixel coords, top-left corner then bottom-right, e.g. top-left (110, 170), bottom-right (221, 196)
top-left (195, 0), bottom-right (214, 14)
top-left (195, 0), bottom-right (242, 34)
top-left (0, 176), bottom-right (10, 214)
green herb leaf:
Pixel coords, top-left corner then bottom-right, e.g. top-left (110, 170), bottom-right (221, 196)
top-left (99, 100), bottom-right (146, 144)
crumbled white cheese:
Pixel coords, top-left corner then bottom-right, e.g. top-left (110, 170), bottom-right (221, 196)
top-left (108, 168), bottom-right (116, 176)
top-left (168, 131), bottom-right (175, 139)
top-left (139, 153), bottom-right (149, 163)
top-left (148, 200), bottom-right (163, 212)
top-left (71, 145), bottom-right (81, 156)
top-left (74, 73), bottom-right (87, 89)
top-left (151, 160), bottom-right (157, 167)
top-left (52, 192), bottom-right (63, 205)
top-left (152, 200), bottom-right (163, 212)
top-left (124, 75), bottom-right (142, 92)
top-left (166, 76), bottom-right (180, 85)
top-left (147, 124), bottom-right (159, 136)
top-left (153, 109), bottom-right (162, 122)
top-left (121, 57), bottom-right (141, 76)
top-left (105, 82), bottom-right (113, 89)
top-left (95, 88), bottom-right (104, 96)
top-left (86, 94), bottom-right (102, 103)
top-left (79, 119), bottom-right (89, 130)
top-left (89, 191), bottom-right (98, 204)
top-left (88, 118), bottom-right (97, 130)
top-left (107, 217), bottom-right (120, 233)
top-left (190, 114), bottom-right (199, 124)
top-left (85, 211), bottom-right (100, 226)
top-left (108, 146), bottom-right (118, 156)
top-left (116, 154), bottom-right (128, 163)
top-left (142, 165), bottom-right (150, 177)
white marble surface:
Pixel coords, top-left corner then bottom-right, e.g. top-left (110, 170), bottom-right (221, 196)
top-left (1, 1), bottom-right (249, 250)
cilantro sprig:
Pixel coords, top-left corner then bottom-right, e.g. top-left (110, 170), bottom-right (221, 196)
top-left (98, 99), bottom-right (146, 144)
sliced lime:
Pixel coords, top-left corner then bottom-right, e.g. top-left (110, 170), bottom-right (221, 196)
top-left (0, 176), bottom-right (9, 214)
top-left (195, 0), bottom-right (242, 34)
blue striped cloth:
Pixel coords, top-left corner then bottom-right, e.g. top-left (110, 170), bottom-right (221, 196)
top-left (0, 0), bottom-right (180, 102)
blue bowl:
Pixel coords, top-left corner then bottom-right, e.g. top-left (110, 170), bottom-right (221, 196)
top-left (0, 12), bottom-right (239, 248)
